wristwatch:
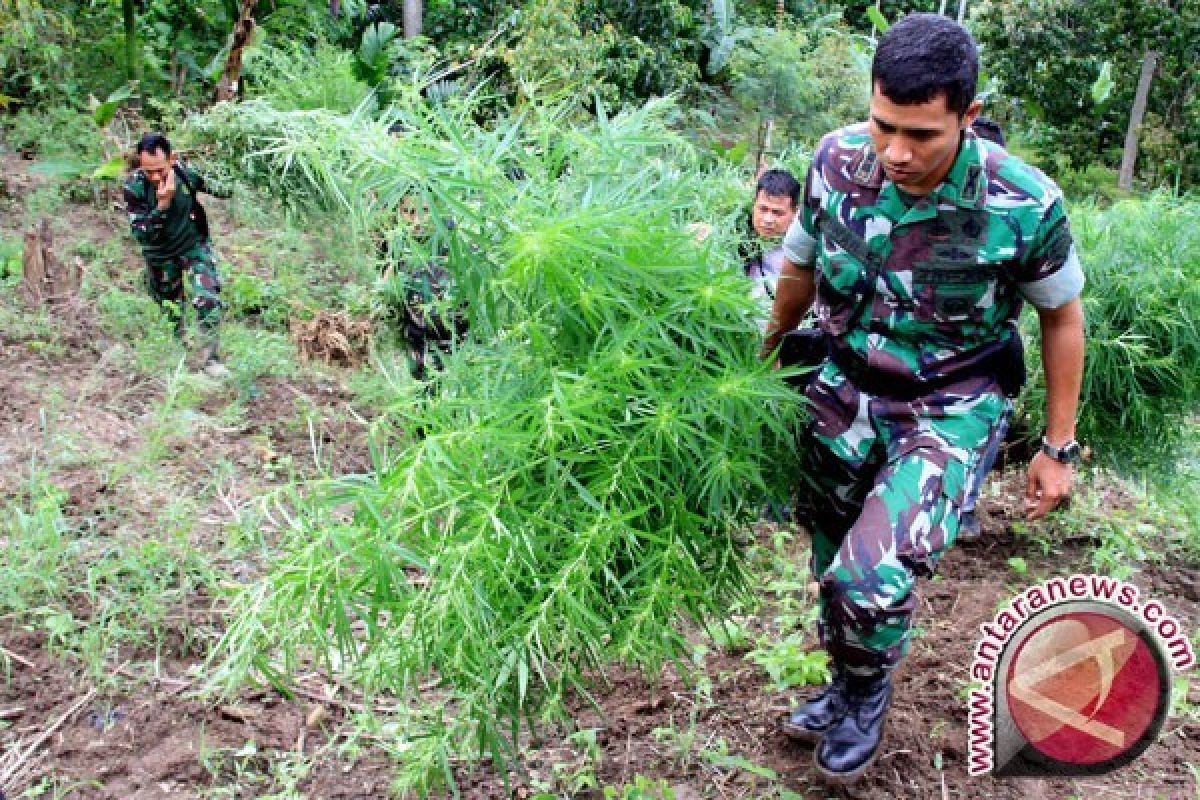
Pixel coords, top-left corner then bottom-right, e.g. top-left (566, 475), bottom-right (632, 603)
top-left (1041, 437), bottom-right (1082, 465)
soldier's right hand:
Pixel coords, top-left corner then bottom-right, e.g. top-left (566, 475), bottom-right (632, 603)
top-left (156, 168), bottom-right (176, 210)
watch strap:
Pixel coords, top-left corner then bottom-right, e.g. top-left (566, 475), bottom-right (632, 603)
top-left (1041, 437), bottom-right (1081, 464)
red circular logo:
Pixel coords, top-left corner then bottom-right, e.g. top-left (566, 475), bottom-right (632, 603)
top-left (1006, 610), bottom-right (1166, 767)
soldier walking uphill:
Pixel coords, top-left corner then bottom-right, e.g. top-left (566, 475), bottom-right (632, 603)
top-left (764, 15), bottom-right (1085, 783)
top-left (123, 132), bottom-right (227, 376)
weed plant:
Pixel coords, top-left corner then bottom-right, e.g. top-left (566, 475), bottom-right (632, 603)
top-left (220, 324), bottom-right (301, 399)
top-left (0, 235), bottom-right (21, 282)
top-left (247, 43), bottom-right (377, 116)
top-left (3, 106), bottom-right (105, 162)
top-left (1020, 193), bottom-right (1200, 470)
top-left (200, 93), bottom-right (805, 791)
top-left (0, 469), bottom-right (220, 682)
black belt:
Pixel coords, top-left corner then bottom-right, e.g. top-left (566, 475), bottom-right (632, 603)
top-left (828, 335), bottom-right (1025, 401)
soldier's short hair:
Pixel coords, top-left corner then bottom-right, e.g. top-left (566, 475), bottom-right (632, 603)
top-left (872, 13), bottom-right (979, 116)
top-left (136, 131), bottom-right (172, 157)
top-left (756, 169), bottom-right (801, 208)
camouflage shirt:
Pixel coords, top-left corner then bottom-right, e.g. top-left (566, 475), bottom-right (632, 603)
top-left (782, 124), bottom-right (1084, 386)
top-left (123, 165), bottom-right (207, 264)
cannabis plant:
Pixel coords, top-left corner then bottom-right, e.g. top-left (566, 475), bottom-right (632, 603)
top-left (198, 92), bottom-right (805, 792)
top-left (1021, 192), bottom-right (1200, 468)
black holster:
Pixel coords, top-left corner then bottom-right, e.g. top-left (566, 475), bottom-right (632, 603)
top-left (993, 331), bottom-right (1026, 398)
top-left (778, 328), bottom-right (828, 388)
top-left (829, 331), bottom-right (1027, 401)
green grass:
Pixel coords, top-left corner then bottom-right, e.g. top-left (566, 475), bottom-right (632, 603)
top-left (0, 467), bottom-right (222, 685)
top-left (96, 287), bottom-right (186, 374)
top-left (220, 323), bottom-right (301, 399)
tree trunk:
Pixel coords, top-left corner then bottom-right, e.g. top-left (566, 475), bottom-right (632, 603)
top-left (122, 0), bottom-right (140, 82)
top-left (957, 0), bottom-right (969, 23)
top-left (21, 219), bottom-right (79, 308)
top-left (756, 114), bottom-right (775, 177)
top-left (1118, 50), bottom-right (1158, 192)
top-left (775, 0), bottom-right (785, 28)
top-left (213, 0), bottom-right (258, 104)
top-left (403, 0), bottom-right (423, 39)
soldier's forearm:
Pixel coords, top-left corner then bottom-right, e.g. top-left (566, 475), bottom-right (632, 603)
top-left (763, 262), bottom-right (816, 356)
top-left (1037, 297), bottom-right (1085, 444)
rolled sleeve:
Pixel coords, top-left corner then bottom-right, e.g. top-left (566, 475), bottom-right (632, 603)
top-left (1015, 199), bottom-right (1084, 309)
top-left (781, 213), bottom-right (817, 268)
top-left (1018, 243), bottom-right (1085, 309)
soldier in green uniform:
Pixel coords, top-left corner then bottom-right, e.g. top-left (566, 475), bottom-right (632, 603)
top-left (763, 15), bottom-right (1085, 782)
top-left (123, 132), bottom-right (226, 375)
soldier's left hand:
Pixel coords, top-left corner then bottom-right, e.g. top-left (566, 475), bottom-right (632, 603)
top-left (1024, 452), bottom-right (1074, 520)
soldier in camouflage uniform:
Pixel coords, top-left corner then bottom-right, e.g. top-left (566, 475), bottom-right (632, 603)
top-left (123, 132), bottom-right (226, 374)
top-left (763, 15), bottom-right (1085, 782)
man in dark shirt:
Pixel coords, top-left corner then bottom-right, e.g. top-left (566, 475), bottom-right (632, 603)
top-left (123, 132), bottom-right (225, 374)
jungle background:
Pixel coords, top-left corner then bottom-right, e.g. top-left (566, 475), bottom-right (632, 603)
top-left (1, 0), bottom-right (1198, 797)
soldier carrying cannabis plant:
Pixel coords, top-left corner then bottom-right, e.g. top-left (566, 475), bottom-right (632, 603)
top-left (123, 131), bottom-right (227, 377)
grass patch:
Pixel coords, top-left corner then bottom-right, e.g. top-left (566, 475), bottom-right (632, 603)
top-left (0, 469), bottom-right (223, 685)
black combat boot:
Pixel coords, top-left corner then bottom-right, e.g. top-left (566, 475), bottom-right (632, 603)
top-left (814, 670), bottom-right (892, 783)
top-left (782, 669), bottom-right (848, 743)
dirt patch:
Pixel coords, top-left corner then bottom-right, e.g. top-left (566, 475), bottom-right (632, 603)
top-left (447, 473), bottom-right (1200, 799)
top-left (499, 518), bottom-right (1195, 799)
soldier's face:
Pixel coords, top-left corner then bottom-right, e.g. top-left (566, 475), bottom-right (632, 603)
top-left (138, 148), bottom-right (173, 187)
top-left (751, 191), bottom-right (797, 239)
top-left (868, 84), bottom-right (981, 195)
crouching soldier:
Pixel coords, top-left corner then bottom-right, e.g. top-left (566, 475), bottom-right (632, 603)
top-left (123, 132), bottom-right (227, 376)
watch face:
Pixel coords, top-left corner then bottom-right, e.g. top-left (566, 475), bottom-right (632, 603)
top-left (1043, 439), bottom-right (1082, 464)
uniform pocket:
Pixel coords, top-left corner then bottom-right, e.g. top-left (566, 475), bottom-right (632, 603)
top-left (913, 259), bottom-right (993, 323)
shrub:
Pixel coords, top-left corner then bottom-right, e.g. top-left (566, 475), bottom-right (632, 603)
top-left (725, 24), bottom-right (870, 149)
top-left (245, 43), bottom-right (376, 115)
top-left (204, 94), bottom-right (804, 793)
top-left (3, 105), bottom-right (105, 162)
top-left (96, 288), bottom-right (183, 373)
top-left (0, 235), bottom-right (21, 283)
top-left (1019, 193), bottom-right (1200, 469)
top-left (220, 324), bottom-right (299, 396)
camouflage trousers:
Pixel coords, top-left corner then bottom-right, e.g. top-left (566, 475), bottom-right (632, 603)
top-left (144, 241), bottom-right (222, 335)
top-left (793, 362), bottom-right (1010, 676)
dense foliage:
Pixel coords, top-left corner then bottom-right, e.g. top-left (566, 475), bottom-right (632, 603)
top-left (1020, 194), bottom-right (1200, 467)
top-left (975, 0), bottom-right (1200, 189)
top-left (721, 23), bottom-right (870, 146)
top-left (194, 93), bottom-right (804, 791)
top-left (5, 0), bottom-right (1197, 191)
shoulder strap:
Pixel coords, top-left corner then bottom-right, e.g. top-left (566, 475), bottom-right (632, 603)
top-left (173, 163), bottom-right (197, 196)
top-left (814, 206), bottom-right (885, 328)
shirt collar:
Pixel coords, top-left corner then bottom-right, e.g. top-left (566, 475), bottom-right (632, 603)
top-left (938, 130), bottom-right (988, 209)
top-left (846, 129), bottom-right (988, 210)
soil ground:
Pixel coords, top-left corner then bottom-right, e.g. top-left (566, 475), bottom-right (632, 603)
top-left (1, 153), bottom-right (1197, 799)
